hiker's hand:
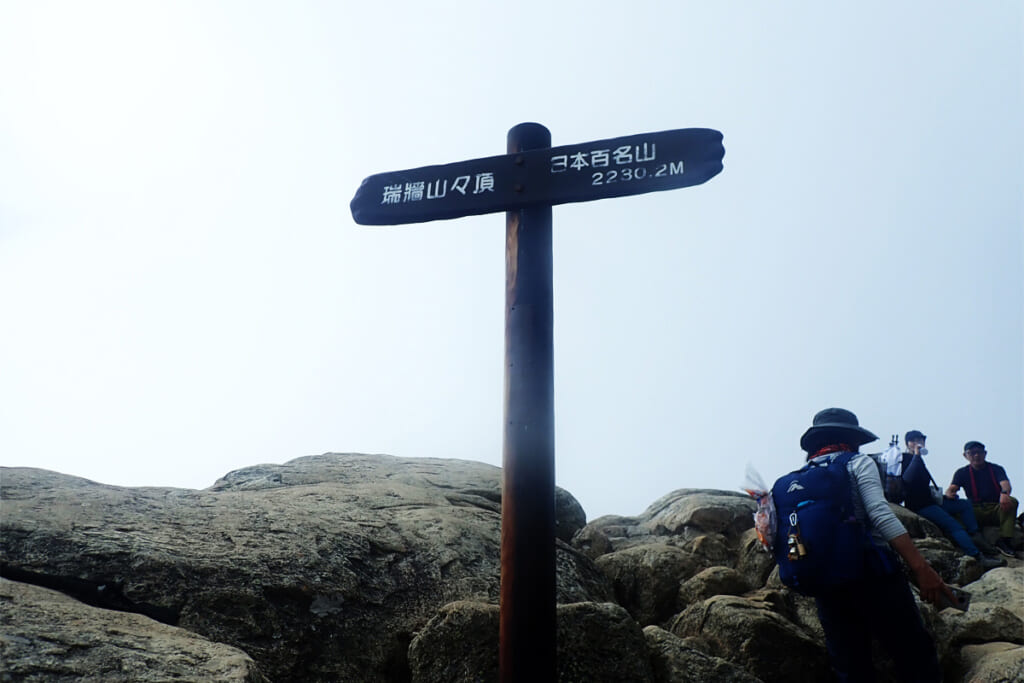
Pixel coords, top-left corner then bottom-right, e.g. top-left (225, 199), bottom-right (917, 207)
top-left (1000, 492), bottom-right (1014, 513)
top-left (915, 566), bottom-right (953, 607)
top-left (889, 532), bottom-right (953, 607)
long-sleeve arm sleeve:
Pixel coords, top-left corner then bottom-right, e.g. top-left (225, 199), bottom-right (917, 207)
top-left (850, 454), bottom-right (907, 541)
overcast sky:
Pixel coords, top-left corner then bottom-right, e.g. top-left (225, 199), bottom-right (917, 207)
top-left (1, 2), bottom-right (1021, 521)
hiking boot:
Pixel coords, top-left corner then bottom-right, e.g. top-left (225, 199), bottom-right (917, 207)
top-left (994, 538), bottom-right (1016, 558)
top-left (971, 532), bottom-right (999, 556)
top-left (977, 554), bottom-right (1006, 569)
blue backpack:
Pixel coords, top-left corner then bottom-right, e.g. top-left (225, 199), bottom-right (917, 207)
top-left (771, 451), bottom-right (880, 596)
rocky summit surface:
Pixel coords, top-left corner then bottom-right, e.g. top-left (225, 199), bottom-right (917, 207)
top-left (2, 453), bottom-right (1022, 682)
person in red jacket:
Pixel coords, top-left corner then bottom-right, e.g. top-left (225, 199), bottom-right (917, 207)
top-left (947, 441), bottom-right (1019, 557)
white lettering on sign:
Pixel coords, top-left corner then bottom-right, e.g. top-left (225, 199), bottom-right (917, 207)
top-left (544, 139), bottom-right (682, 188)
top-left (404, 181), bottom-right (425, 202)
top-left (550, 142), bottom-right (656, 174)
top-left (377, 139), bottom-right (681, 205)
top-left (590, 160), bottom-right (684, 186)
top-left (380, 172), bottom-right (496, 204)
top-left (636, 142), bottom-right (656, 162)
top-left (473, 172), bottom-right (495, 194)
top-left (426, 179), bottom-right (448, 199)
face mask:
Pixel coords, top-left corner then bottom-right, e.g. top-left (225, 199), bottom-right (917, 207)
top-left (918, 447), bottom-right (929, 456)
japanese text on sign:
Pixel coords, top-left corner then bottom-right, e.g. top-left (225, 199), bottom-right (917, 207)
top-left (351, 128), bottom-right (724, 225)
top-left (550, 141), bottom-right (685, 187)
top-left (382, 173), bottom-right (495, 204)
top-left (549, 142), bottom-right (657, 172)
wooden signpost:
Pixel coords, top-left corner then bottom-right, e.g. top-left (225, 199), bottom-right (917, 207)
top-left (351, 123), bottom-right (724, 682)
top-left (351, 126), bottom-right (724, 225)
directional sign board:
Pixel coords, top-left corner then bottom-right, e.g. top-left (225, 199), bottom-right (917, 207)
top-left (351, 122), bottom-right (723, 683)
top-left (350, 128), bottom-right (724, 225)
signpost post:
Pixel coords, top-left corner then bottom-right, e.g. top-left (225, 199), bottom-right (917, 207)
top-left (500, 123), bottom-right (556, 682)
top-left (351, 124), bottom-right (724, 682)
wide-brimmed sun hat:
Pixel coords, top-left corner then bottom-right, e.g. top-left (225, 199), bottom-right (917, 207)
top-left (800, 407), bottom-right (879, 453)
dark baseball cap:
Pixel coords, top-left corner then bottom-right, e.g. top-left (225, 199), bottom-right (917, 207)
top-left (964, 440), bottom-right (985, 452)
top-left (905, 430), bottom-right (926, 443)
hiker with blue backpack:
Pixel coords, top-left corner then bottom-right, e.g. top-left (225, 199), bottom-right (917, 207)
top-left (772, 408), bottom-right (952, 683)
top-left (898, 430), bottom-right (1003, 568)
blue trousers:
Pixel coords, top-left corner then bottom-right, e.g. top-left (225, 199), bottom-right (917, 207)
top-left (916, 497), bottom-right (980, 556)
top-left (816, 568), bottom-right (940, 682)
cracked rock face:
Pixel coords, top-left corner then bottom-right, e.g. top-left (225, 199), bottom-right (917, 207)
top-left (0, 578), bottom-right (270, 682)
top-left (0, 453), bottom-right (599, 682)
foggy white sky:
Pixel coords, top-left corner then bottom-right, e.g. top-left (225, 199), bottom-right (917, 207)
top-left (1, 2), bottom-right (1021, 520)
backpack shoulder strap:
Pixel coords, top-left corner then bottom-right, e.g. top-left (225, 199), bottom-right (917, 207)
top-left (831, 450), bottom-right (858, 470)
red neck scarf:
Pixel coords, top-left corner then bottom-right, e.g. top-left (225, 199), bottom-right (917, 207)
top-left (810, 444), bottom-right (855, 459)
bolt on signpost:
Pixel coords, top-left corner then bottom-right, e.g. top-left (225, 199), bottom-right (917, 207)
top-left (351, 124), bottom-right (724, 682)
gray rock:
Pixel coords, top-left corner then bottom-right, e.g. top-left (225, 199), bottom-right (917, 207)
top-left (951, 643), bottom-right (1024, 683)
top-left (684, 532), bottom-right (736, 566)
top-left (595, 544), bottom-right (703, 626)
top-left (931, 603), bottom-right (1024, 653)
top-left (677, 566), bottom-right (751, 610)
top-left (555, 489), bottom-right (588, 543)
top-left (209, 453), bottom-right (586, 541)
top-left (571, 522), bottom-right (612, 560)
top-left (779, 589), bottom-right (825, 642)
top-left (408, 601), bottom-right (655, 683)
top-left (574, 490), bottom-right (756, 554)
top-left (963, 566), bottom-right (1024, 621)
top-left (407, 601), bottom-right (499, 682)
top-left (639, 489), bottom-right (757, 540)
top-left (735, 527), bottom-right (776, 589)
top-left (0, 455), bottom-right (599, 682)
top-left (556, 539), bottom-right (616, 604)
top-left (556, 602), bottom-right (656, 683)
top-left (0, 578), bottom-right (269, 682)
top-left (915, 541), bottom-right (985, 586)
top-left (642, 626), bottom-right (763, 683)
top-left (670, 594), bottom-right (829, 683)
